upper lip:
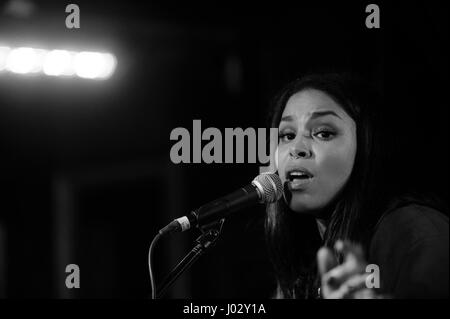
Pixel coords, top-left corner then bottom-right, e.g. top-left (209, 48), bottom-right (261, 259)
top-left (285, 166), bottom-right (314, 180)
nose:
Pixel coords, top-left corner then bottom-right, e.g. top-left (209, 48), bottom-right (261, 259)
top-left (289, 136), bottom-right (312, 159)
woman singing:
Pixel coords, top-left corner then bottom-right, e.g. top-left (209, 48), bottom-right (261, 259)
top-left (265, 72), bottom-right (448, 299)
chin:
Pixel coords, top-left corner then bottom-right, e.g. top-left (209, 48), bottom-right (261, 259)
top-left (288, 194), bottom-right (328, 215)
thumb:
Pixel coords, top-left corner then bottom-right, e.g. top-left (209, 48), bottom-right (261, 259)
top-left (317, 246), bottom-right (338, 276)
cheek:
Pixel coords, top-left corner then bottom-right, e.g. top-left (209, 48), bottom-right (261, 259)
top-left (316, 142), bottom-right (356, 186)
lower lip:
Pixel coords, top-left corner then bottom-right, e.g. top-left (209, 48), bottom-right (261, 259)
top-left (288, 177), bottom-right (313, 190)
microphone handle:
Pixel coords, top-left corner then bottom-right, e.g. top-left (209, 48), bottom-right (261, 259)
top-left (193, 183), bottom-right (260, 228)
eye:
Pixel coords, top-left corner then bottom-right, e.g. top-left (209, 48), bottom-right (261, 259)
top-left (313, 130), bottom-right (336, 140)
top-left (279, 132), bottom-right (295, 143)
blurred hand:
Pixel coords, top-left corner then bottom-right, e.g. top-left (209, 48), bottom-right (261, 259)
top-left (317, 240), bottom-right (378, 299)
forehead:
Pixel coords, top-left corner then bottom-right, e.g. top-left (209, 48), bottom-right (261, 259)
top-left (282, 89), bottom-right (350, 120)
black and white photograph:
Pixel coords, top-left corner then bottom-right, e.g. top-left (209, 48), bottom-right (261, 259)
top-left (0, 0), bottom-right (448, 311)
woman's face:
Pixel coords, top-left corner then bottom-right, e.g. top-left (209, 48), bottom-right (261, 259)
top-left (277, 89), bottom-right (357, 214)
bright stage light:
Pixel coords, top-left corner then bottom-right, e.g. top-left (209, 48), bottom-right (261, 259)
top-left (43, 50), bottom-right (74, 76)
top-left (99, 53), bottom-right (116, 79)
top-left (0, 45), bottom-right (116, 80)
top-left (6, 47), bottom-right (43, 74)
top-left (0, 46), bottom-right (11, 71)
top-left (74, 51), bottom-right (116, 79)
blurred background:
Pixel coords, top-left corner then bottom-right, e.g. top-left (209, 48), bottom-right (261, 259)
top-left (0, 0), bottom-right (448, 298)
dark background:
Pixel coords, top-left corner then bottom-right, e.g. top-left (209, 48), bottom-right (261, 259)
top-left (0, 1), bottom-right (448, 298)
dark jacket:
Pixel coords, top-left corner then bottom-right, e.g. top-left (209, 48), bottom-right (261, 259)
top-left (369, 204), bottom-right (449, 298)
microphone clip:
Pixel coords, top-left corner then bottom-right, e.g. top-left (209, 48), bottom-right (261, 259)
top-left (198, 218), bottom-right (225, 236)
top-left (155, 218), bottom-right (225, 299)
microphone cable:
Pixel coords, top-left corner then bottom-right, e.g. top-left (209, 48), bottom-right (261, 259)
top-left (148, 233), bottom-right (161, 300)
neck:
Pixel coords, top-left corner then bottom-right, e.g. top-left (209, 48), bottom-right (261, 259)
top-left (314, 204), bottom-right (337, 240)
top-left (316, 218), bottom-right (328, 240)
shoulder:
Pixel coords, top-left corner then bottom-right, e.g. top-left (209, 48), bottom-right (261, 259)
top-left (368, 203), bottom-right (449, 298)
top-left (372, 203), bottom-right (448, 244)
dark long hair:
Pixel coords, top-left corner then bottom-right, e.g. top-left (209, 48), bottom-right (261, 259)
top-left (265, 72), bottom-right (393, 298)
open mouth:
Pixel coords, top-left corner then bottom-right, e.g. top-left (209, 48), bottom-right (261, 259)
top-left (286, 170), bottom-right (313, 181)
top-left (285, 169), bottom-right (313, 190)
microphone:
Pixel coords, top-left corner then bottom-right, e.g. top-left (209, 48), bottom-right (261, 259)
top-left (158, 172), bottom-right (283, 236)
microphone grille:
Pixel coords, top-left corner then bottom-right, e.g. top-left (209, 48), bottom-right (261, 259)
top-left (252, 173), bottom-right (283, 203)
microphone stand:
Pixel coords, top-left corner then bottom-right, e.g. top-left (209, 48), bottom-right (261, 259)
top-left (156, 219), bottom-right (224, 299)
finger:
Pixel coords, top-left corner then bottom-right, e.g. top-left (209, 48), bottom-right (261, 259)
top-left (317, 246), bottom-right (338, 276)
top-left (341, 274), bottom-right (369, 298)
top-left (335, 240), bottom-right (365, 265)
top-left (322, 257), bottom-right (365, 288)
top-left (325, 282), bottom-right (354, 299)
top-left (345, 273), bottom-right (369, 291)
top-left (327, 274), bottom-right (368, 299)
top-left (334, 239), bottom-right (345, 253)
top-left (334, 240), bottom-right (363, 260)
top-left (335, 241), bottom-right (366, 274)
top-left (320, 241), bottom-right (368, 297)
top-left (346, 244), bottom-right (365, 267)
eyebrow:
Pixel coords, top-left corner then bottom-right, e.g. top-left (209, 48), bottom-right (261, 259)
top-left (280, 110), bottom-right (342, 122)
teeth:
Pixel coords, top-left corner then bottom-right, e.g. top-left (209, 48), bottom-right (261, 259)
top-left (288, 171), bottom-right (310, 180)
top-left (291, 171), bottom-right (307, 176)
